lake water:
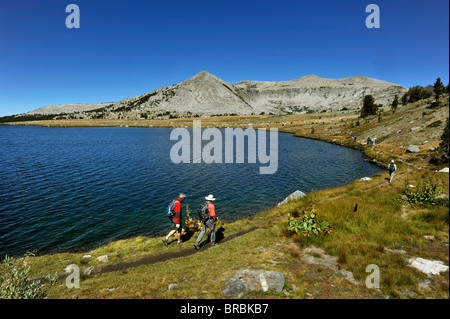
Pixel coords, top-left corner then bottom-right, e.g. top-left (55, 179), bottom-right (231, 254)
top-left (0, 125), bottom-right (383, 257)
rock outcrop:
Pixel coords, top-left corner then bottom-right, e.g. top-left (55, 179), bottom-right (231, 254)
top-left (223, 269), bottom-right (285, 297)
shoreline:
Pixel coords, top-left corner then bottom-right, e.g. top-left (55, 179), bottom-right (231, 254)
top-left (1, 119), bottom-right (388, 259)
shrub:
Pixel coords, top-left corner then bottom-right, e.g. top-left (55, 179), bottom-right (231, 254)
top-left (404, 181), bottom-right (443, 205)
top-left (183, 205), bottom-right (202, 234)
top-left (0, 255), bottom-right (56, 299)
top-left (287, 207), bottom-right (332, 238)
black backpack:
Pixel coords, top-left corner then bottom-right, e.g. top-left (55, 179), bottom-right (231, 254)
top-left (197, 202), bottom-right (210, 222)
top-left (388, 164), bottom-right (396, 173)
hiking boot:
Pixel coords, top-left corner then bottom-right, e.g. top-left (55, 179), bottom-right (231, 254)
top-left (194, 243), bottom-right (200, 250)
top-left (162, 239), bottom-right (168, 247)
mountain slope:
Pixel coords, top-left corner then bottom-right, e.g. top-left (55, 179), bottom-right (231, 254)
top-left (233, 74), bottom-right (407, 114)
top-left (24, 71), bottom-right (407, 119)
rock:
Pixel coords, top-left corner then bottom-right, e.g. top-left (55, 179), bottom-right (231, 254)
top-left (396, 130), bottom-right (401, 134)
top-left (83, 266), bottom-right (95, 276)
top-left (437, 167), bottom-right (449, 173)
top-left (359, 177), bottom-right (372, 181)
top-left (96, 255), bottom-right (108, 263)
top-left (82, 255), bottom-right (91, 259)
top-left (408, 257), bottom-right (449, 276)
top-left (423, 235), bottom-right (435, 241)
top-left (168, 283), bottom-right (179, 291)
top-left (428, 147), bottom-right (436, 151)
top-left (406, 145), bottom-right (420, 153)
top-left (223, 270), bottom-right (285, 297)
top-left (422, 141), bottom-right (429, 145)
top-left (410, 127), bottom-right (421, 132)
top-left (278, 190), bottom-right (306, 206)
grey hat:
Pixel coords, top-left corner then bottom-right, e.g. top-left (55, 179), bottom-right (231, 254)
top-left (179, 193), bottom-right (187, 199)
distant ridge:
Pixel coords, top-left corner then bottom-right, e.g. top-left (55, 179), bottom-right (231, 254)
top-left (24, 71), bottom-right (407, 119)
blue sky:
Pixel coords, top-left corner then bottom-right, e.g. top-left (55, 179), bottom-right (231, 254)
top-left (0, 0), bottom-right (448, 116)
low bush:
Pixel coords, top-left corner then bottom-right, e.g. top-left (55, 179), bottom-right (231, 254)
top-left (404, 181), bottom-right (443, 205)
top-left (287, 207), bottom-right (332, 238)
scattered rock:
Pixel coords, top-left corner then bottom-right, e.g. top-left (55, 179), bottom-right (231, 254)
top-left (168, 283), bottom-right (179, 291)
top-left (428, 147), bottom-right (436, 151)
top-left (82, 255), bottom-right (91, 259)
top-left (406, 145), bottom-right (420, 153)
top-left (359, 177), bottom-right (372, 181)
top-left (396, 130), bottom-right (401, 134)
top-left (408, 257), bottom-right (449, 276)
top-left (83, 266), bottom-right (95, 276)
top-left (436, 167), bottom-right (449, 173)
top-left (223, 269), bottom-right (285, 297)
top-left (423, 235), bottom-right (435, 241)
top-left (301, 246), bottom-right (360, 285)
top-left (384, 247), bottom-right (407, 254)
top-left (97, 255), bottom-right (108, 263)
top-left (278, 190), bottom-right (306, 206)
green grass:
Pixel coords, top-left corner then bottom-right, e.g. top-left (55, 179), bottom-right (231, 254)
top-left (7, 165), bottom-right (446, 299)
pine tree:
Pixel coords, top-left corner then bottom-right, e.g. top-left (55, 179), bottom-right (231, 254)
top-left (439, 117), bottom-right (449, 162)
top-left (433, 77), bottom-right (445, 101)
top-left (392, 95), bottom-right (399, 112)
top-left (360, 95), bottom-right (377, 118)
top-left (401, 93), bottom-right (408, 105)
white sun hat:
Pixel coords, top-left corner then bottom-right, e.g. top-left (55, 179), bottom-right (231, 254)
top-left (205, 194), bottom-right (216, 201)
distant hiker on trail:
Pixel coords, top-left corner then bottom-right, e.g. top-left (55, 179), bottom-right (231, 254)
top-left (372, 137), bottom-right (377, 146)
top-left (388, 160), bottom-right (397, 183)
top-left (194, 194), bottom-right (219, 250)
top-left (353, 135), bottom-right (357, 142)
top-left (162, 193), bottom-right (186, 247)
top-left (367, 137), bottom-right (371, 145)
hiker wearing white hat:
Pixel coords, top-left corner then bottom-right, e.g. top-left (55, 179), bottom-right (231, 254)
top-left (194, 194), bottom-right (218, 250)
top-left (388, 160), bottom-right (397, 183)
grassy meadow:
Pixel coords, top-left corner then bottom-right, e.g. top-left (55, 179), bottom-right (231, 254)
top-left (1, 96), bottom-right (449, 299)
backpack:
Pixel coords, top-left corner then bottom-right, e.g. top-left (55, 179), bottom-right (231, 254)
top-left (197, 202), bottom-right (210, 222)
top-left (167, 199), bottom-right (179, 218)
top-left (388, 164), bottom-right (396, 173)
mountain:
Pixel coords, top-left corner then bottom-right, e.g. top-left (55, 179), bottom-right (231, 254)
top-left (233, 74), bottom-right (407, 114)
top-left (24, 71), bottom-right (407, 119)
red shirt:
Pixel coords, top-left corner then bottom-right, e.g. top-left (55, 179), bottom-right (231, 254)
top-left (206, 201), bottom-right (217, 220)
top-left (173, 198), bottom-right (182, 224)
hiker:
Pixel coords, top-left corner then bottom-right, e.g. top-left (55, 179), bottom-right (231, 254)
top-left (162, 193), bottom-right (186, 246)
top-left (388, 160), bottom-right (397, 183)
top-left (372, 137), bottom-right (377, 146)
top-left (353, 135), bottom-right (357, 142)
top-left (367, 137), bottom-right (371, 145)
top-left (194, 194), bottom-right (218, 250)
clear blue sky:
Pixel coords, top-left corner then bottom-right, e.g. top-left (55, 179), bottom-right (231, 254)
top-left (0, 0), bottom-right (448, 116)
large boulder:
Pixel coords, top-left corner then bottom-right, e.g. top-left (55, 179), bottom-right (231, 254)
top-left (278, 190), bottom-right (306, 206)
top-left (406, 144), bottom-right (420, 153)
top-left (223, 269), bottom-right (285, 297)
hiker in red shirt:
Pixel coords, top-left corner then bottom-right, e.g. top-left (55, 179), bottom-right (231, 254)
top-left (194, 194), bottom-right (219, 250)
top-left (162, 193), bottom-right (186, 246)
